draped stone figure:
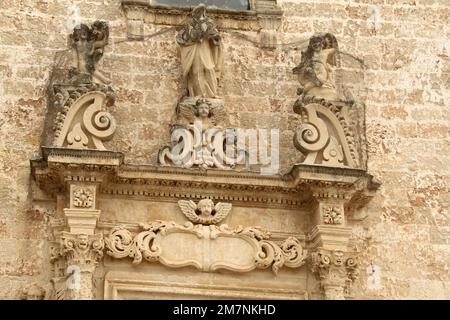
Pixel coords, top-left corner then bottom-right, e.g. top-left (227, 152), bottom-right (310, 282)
top-left (176, 4), bottom-right (224, 98)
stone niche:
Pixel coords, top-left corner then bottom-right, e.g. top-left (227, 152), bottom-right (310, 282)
top-left (30, 10), bottom-right (379, 300)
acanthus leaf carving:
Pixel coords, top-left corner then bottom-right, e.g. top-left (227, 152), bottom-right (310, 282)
top-left (54, 232), bottom-right (105, 267)
top-left (105, 221), bottom-right (307, 275)
top-left (311, 248), bottom-right (359, 300)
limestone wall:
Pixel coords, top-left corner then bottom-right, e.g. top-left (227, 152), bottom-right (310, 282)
top-left (0, 0), bottom-right (448, 299)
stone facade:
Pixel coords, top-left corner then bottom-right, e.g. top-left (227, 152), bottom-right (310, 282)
top-left (0, 0), bottom-right (449, 300)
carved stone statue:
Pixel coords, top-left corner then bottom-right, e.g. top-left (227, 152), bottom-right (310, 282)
top-left (70, 20), bottom-right (111, 84)
top-left (176, 4), bottom-right (224, 98)
top-left (178, 199), bottom-right (232, 225)
top-left (293, 33), bottom-right (339, 101)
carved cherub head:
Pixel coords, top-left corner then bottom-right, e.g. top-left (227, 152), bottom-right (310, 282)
top-left (322, 33), bottom-right (338, 50)
top-left (178, 199), bottom-right (232, 225)
top-left (77, 234), bottom-right (89, 250)
top-left (72, 24), bottom-right (90, 42)
top-left (22, 283), bottom-right (46, 300)
top-left (91, 20), bottom-right (109, 42)
top-left (308, 36), bottom-right (324, 53)
top-left (196, 99), bottom-right (211, 119)
top-left (192, 4), bottom-right (207, 21)
top-left (197, 199), bottom-right (214, 218)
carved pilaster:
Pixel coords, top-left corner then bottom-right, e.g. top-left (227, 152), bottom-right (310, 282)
top-left (51, 232), bottom-right (104, 300)
top-left (65, 183), bottom-right (100, 235)
top-left (311, 248), bottom-right (359, 300)
top-left (308, 188), bottom-right (359, 300)
top-left (309, 184), bottom-right (352, 228)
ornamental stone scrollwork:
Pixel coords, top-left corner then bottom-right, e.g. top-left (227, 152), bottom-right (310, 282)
top-left (105, 221), bottom-right (307, 275)
top-left (44, 21), bottom-right (117, 151)
top-left (311, 248), bottom-right (359, 300)
top-left (322, 206), bottom-right (344, 225)
top-left (178, 199), bottom-right (232, 225)
top-left (158, 97), bottom-right (244, 169)
top-left (292, 34), bottom-right (366, 169)
top-left (51, 89), bottom-right (117, 150)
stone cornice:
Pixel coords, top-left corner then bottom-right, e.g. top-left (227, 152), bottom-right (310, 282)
top-left (121, 0), bottom-right (283, 27)
top-left (31, 147), bottom-right (378, 209)
top-left (121, 0), bottom-right (283, 47)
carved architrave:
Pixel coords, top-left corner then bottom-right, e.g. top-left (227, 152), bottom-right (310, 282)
top-left (178, 199), bottom-right (232, 225)
top-left (105, 221), bottom-right (307, 275)
top-left (311, 248), bottom-right (359, 300)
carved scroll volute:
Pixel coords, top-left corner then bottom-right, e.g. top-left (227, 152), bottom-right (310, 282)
top-left (54, 91), bottom-right (116, 150)
top-left (294, 102), bottom-right (357, 168)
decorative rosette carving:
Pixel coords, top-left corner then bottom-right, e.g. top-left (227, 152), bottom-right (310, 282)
top-left (322, 206), bottom-right (344, 225)
top-left (72, 187), bottom-right (94, 208)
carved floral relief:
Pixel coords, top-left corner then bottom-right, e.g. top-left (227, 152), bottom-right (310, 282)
top-left (72, 187), bottom-right (94, 208)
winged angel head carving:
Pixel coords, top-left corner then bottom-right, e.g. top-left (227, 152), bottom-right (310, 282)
top-left (177, 98), bottom-right (227, 129)
top-left (178, 199), bottom-right (232, 225)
